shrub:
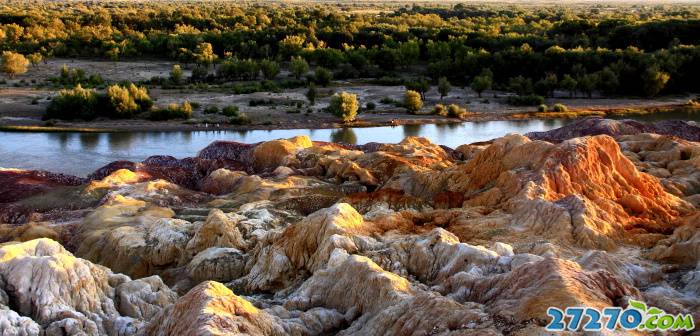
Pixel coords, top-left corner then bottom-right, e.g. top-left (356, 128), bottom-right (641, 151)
top-left (44, 84), bottom-right (98, 120)
top-left (366, 102), bottom-right (376, 110)
top-left (551, 103), bottom-right (568, 112)
top-left (149, 101), bottom-right (192, 120)
top-left (306, 83), bottom-right (317, 105)
top-left (433, 104), bottom-right (447, 116)
top-left (314, 67), bottom-right (333, 87)
top-left (507, 94), bottom-right (545, 106)
top-left (204, 106), bottom-right (219, 114)
top-left (221, 105), bottom-right (240, 117)
top-left (190, 66), bottom-right (209, 82)
top-left (289, 56), bottom-right (309, 79)
top-left (105, 84), bottom-right (153, 118)
top-left (52, 65), bottom-right (104, 87)
top-left (404, 90), bottom-right (423, 114)
top-left (249, 99), bottom-right (274, 106)
top-left (380, 97), bottom-right (397, 105)
top-left (371, 76), bottom-right (404, 86)
top-left (170, 64), bottom-right (182, 84)
top-left (538, 104), bottom-right (548, 112)
top-left (447, 104), bottom-right (468, 118)
top-left (327, 91), bottom-right (358, 122)
top-left (0, 51), bottom-right (29, 78)
top-left (229, 112), bottom-right (251, 125)
top-left (259, 59), bottom-right (280, 80)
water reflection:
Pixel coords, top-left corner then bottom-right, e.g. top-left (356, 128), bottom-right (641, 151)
top-left (330, 128), bottom-right (357, 144)
top-left (402, 124), bottom-right (422, 138)
top-left (2, 113), bottom-right (695, 176)
top-left (107, 133), bottom-right (133, 151)
top-left (79, 133), bottom-right (100, 150)
top-left (48, 133), bottom-right (72, 149)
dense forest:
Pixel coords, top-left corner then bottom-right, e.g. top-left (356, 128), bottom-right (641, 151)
top-left (1, 1), bottom-right (699, 98)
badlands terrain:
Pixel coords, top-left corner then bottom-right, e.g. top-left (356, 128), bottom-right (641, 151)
top-left (0, 117), bottom-right (699, 335)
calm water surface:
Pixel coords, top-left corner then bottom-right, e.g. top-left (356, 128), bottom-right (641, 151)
top-left (0, 115), bottom-right (693, 176)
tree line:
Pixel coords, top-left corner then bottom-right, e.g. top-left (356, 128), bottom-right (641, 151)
top-left (0, 2), bottom-right (699, 97)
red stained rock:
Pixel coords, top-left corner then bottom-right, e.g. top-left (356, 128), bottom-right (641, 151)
top-left (0, 169), bottom-right (85, 204)
top-left (526, 117), bottom-right (700, 143)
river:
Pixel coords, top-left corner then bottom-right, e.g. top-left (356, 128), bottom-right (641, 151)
top-left (0, 115), bottom-right (695, 176)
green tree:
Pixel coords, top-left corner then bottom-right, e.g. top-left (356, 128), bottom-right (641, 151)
top-left (438, 77), bottom-right (451, 100)
top-left (405, 78), bottom-right (430, 99)
top-left (290, 56), bottom-right (309, 80)
top-left (328, 91), bottom-right (358, 122)
top-left (509, 76), bottom-right (533, 96)
top-left (597, 67), bottom-right (619, 95)
top-left (642, 66), bottom-right (670, 97)
top-left (306, 83), bottom-right (317, 105)
top-left (398, 40), bottom-right (420, 68)
top-left (535, 74), bottom-right (558, 97)
top-left (0, 51), bottom-right (29, 78)
top-left (404, 90), bottom-right (423, 114)
top-left (259, 59), bottom-right (280, 80)
top-left (577, 73), bottom-right (598, 98)
top-left (170, 64), bottom-right (182, 84)
top-left (314, 67), bottom-right (332, 87)
top-left (471, 74), bottom-right (492, 98)
top-left (560, 74), bottom-right (578, 98)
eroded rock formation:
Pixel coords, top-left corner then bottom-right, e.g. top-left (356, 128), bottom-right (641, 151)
top-left (0, 120), bottom-right (698, 335)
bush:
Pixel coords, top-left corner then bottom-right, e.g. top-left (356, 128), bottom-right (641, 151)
top-left (380, 97), bottom-right (397, 105)
top-left (433, 104), bottom-right (447, 116)
top-left (204, 106), bottom-right (219, 114)
top-left (170, 64), bottom-right (182, 84)
top-left (537, 104), bottom-right (548, 112)
top-left (447, 104), bottom-right (468, 118)
top-left (314, 67), bottom-right (333, 87)
top-left (259, 59), bottom-right (280, 80)
top-left (190, 66), bottom-right (209, 82)
top-left (306, 83), bottom-right (317, 105)
top-left (371, 76), bottom-right (404, 86)
top-left (221, 105), bottom-right (240, 117)
top-left (507, 94), bottom-right (545, 106)
top-left (52, 65), bottom-right (104, 87)
top-left (404, 90), bottom-right (423, 114)
top-left (105, 84), bottom-right (153, 118)
top-left (365, 102), bottom-right (376, 110)
top-left (249, 99), bottom-right (274, 106)
top-left (327, 91), bottom-right (358, 122)
top-left (44, 84), bottom-right (98, 120)
top-left (229, 112), bottom-right (251, 125)
top-left (0, 51), bottom-right (29, 78)
top-left (552, 103), bottom-right (568, 112)
top-left (149, 101), bottom-right (192, 120)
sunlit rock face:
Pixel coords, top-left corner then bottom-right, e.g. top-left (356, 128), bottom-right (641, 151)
top-left (0, 126), bottom-right (698, 335)
top-left (0, 238), bottom-right (176, 335)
